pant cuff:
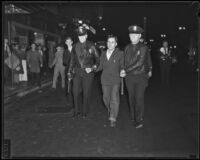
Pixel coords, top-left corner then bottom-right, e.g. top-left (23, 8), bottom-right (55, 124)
top-left (109, 117), bottom-right (116, 122)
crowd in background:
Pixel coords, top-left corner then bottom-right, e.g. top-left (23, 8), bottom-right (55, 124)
top-left (4, 37), bottom-right (50, 90)
top-left (3, 35), bottom-right (198, 92)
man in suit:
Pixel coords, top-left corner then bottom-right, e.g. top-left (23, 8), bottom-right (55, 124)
top-left (96, 35), bottom-right (125, 127)
top-left (159, 40), bottom-right (172, 86)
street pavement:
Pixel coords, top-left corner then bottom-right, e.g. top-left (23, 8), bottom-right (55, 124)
top-left (3, 62), bottom-right (199, 158)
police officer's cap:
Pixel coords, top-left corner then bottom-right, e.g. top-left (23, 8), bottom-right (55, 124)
top-left (76, 26), bottom-right (87, 36)
top-left (128, 25), bottom-right (144, 34)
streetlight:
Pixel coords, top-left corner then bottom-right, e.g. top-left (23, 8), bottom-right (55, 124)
top-left (178, 26), bottom-right (186, 30)
top-left (98, 16), bottom-right (103, 20)
top-left (78, 20), bottom-right (83, 24)
top-left (149, 39), bottom-right (154, 42)
top-left (161, 34), bottom-right (166, 38)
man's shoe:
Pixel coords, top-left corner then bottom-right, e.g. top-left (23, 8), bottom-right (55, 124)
top-left (82, 114), bottom-right (87, 119)
top-left (72, 113), bottom-right (78, 119)
top-left (135, 122), bottom-right (143, 129)
top-left (110, 121), bottom-right (116, 127)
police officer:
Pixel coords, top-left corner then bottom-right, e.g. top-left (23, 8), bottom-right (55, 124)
top-left (122, 25), bottom-right (149, 128)
top-left (159, 40), bottom-right (172, 86)
top-left (68, 26), bottom-right (100, 119)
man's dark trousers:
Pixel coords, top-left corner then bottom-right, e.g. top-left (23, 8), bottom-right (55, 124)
top-left (72, 68), bottom-right (94, 116)
top-left (125, 73), bottom-right (148, 123)
top-left (160, 60), bottom-right (171, 85)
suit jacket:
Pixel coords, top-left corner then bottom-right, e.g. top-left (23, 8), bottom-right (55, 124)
top-left (27, 50), bottom-right (43, 73)
top-left (63, 47), bottom-right (73, 72)
top-left (159, 47), bottom-right (172, 63)
top-left (97, 48), bottom-right (124, 85)
top-left (144, 49), bottom-right (152, 74)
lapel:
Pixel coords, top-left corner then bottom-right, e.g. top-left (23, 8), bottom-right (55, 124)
top-left (108, 48), bottom-right (118, 61)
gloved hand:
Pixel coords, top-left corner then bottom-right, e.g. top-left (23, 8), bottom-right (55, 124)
top-left (120, 69), bottom-right (126, 77)
top-left (85, 68), bottom-right (92, 73)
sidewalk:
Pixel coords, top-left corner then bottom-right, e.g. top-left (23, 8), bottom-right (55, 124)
top-left (4, 76), bottom-right (53, 105)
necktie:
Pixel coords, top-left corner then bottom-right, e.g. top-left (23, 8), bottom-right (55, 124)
top-left (164, 48), bottom-right (167, 55)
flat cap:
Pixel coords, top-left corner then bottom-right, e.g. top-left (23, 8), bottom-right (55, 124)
top-left (128, 25), bottom-right (144, 34)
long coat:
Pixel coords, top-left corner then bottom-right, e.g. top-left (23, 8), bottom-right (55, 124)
top-left (27, 50), bottom-right (43, 73)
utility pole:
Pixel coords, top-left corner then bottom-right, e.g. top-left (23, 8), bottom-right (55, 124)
top-left (143, 17), bottom-right (147, 42)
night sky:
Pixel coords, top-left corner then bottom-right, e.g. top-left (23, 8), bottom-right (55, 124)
top-left (60, 2), bottom-right (197, 48)
top-left (10, 2), bottom-right (198, 49)
top-left (99, 2), bottom-right (197, 47)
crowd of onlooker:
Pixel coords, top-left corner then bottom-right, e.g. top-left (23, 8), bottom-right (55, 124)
top-left (4, 37), bottom-right (51, 90)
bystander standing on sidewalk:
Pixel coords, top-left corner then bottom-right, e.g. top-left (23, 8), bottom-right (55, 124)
top-left (50, 43), bottom-right (65, 89)
top-left (19, 44), bottom-right (28, 86)
top-left (38, 45), bottom-right (45, 79)
top-left (27, 43), bottom-right (43, 92)
top-left (11, 43), bottom-right (24, 85)
top-left (4, 37), bottom-right (12, 86)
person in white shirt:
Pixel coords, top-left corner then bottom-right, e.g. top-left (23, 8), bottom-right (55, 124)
top-left (159, 40), bottom-right (172, 86)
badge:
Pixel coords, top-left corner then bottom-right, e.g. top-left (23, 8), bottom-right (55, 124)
top-left (89, 48), bottom-right (92, 54)
top-left (137, 50), bottom-right (140, 55)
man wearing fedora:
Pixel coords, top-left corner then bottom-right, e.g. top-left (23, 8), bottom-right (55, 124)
top-left (68, 26), bottom-right (100, 119)
top-left (50, 43), bottom-right (66, 89)
top-left (122, 25), bottom-right (149, 128)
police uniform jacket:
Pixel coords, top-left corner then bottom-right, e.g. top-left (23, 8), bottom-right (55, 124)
top-left (124, 42), bottom-right (148, 75)
top-left (68, 41), bottom-right (99, 74)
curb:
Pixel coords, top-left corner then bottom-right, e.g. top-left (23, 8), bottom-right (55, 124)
top-left (17, 81), bottom-right (52, 97)
top-left (4, 80), bottom-right (52, 105)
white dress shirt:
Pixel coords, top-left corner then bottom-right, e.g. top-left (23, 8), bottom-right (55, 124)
top-left (106, 49), bottom-right (114, 60)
